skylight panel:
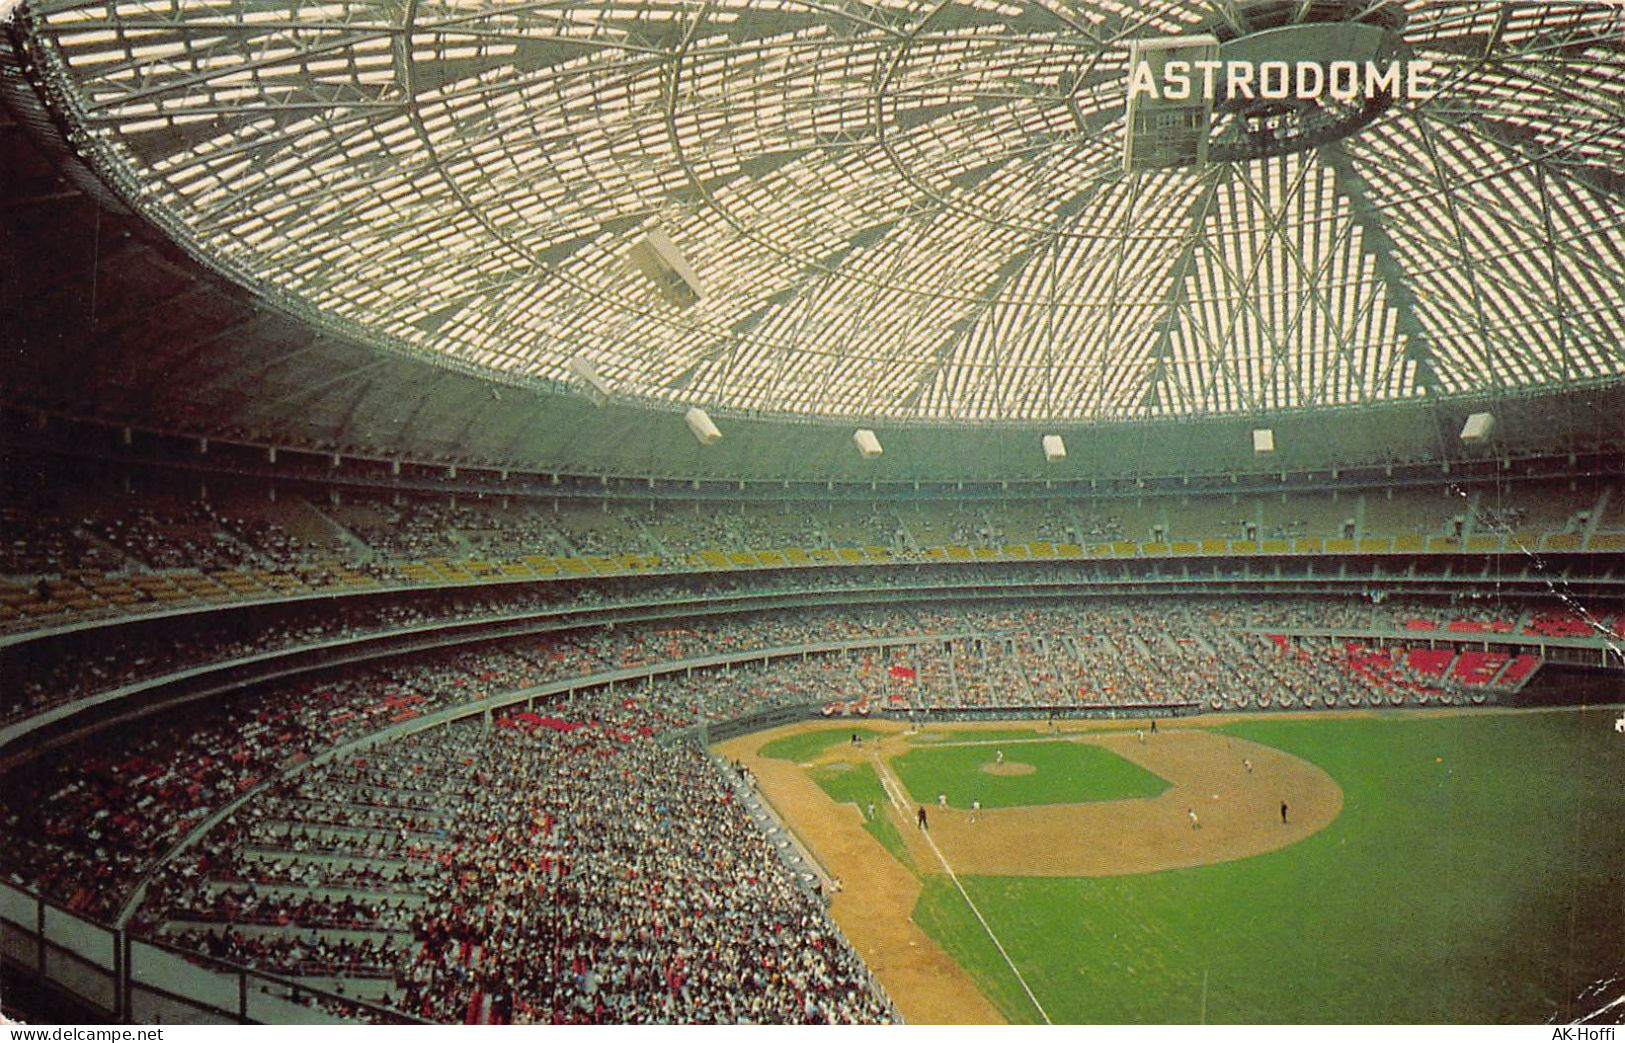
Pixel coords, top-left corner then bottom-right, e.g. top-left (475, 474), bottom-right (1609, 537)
top-left (15, 0), bottom-right (1625, 421)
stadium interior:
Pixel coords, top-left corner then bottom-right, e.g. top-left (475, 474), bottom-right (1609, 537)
top-left (1, 0), bottom-right (1623, 1026)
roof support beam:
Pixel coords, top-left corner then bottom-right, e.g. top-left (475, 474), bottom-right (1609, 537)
top-left (1319, 140), bottom-right (1438, 395)
top-left (1137, 165), bottom-right (1226, 415)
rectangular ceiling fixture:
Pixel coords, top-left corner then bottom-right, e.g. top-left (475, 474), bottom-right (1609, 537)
top-left (1042, 434), bottom-right (1066, 462)
top-left (568, 354), bottom-right (612, 405)
top-left (854, 429), bottom-right (883, 458)
top-left (684, 406), bottom-right (721, 445)
top-left (627, 226), bottom-right (702, 309)
top-left (1459, 412), bottom-right (1496, 442)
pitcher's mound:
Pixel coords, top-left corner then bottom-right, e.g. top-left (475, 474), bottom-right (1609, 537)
top-left (981, 762), bottom-right (1036, 777)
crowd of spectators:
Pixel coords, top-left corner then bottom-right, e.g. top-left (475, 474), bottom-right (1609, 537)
top-left (338, 500), bottom-right (474, 561)
top-left (10, 586), bottom-right (1598, 729)
top-left (0, 500), bottom-right (123, 575)
top-left (4, 482), bottom-right (1612, 642)
top-left (458, 510), bottom-right (573, 558)
top-left (0, 561), bottom-right (1001, 724)
top-left (1476, 505), bottom-right (1530, 535)
top-left (0, 595), bottom-right (1579, 962)
top-left (80, 499), bottom-right (311, 572)
top-left (1061, 511), bottom-right (1127, 544)
top-left (6, 484), bottom-right (1611, 595)
top-left (640, 511), bottom-right (740, 556)
top-left (0, 641), bottom-right (563, 919)
top-left (136, 683), bottom-right (895, 1023)
top-left (944, 509), bottom-right (994, 546)
top-left (1, 602), bottom-right (970, 916)
top-left (547, 512), bottom-right (644, 557)
top-left (845, 602), bottom-right (1535, 716)
top-left (1, 582), bottom-right (572, 725)
top-left (5, 564), bottom-right (934, 725)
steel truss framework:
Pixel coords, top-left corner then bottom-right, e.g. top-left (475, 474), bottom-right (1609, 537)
top-left (13, 0), bottom-right (1625, 423)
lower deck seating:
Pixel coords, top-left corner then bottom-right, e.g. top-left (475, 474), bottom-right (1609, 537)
top-left (141, 706), bottom-right (894, 1025)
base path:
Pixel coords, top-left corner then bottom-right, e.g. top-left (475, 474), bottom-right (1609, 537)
top-left (720, 716), bottom-right (1345, 1024)
top-left (882, 727), bottom-right (1342, 877)
top-left (718, 725), bottom-right (1006, 1024)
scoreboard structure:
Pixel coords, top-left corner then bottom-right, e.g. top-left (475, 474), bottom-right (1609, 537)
top-left (1122, 34), bottom-right (1220, 173)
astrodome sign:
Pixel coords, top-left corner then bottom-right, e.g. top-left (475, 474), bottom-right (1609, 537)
top-left (1122, 21), bottom-right (1437, 170)
top-left (1125, 53), bottom-right (1437, 104)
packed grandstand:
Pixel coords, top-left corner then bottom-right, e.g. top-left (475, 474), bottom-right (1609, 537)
top-left (4, 0), bottom-right (1625, 1027)
top-left (2, 492), bottom-right (1621, 1022)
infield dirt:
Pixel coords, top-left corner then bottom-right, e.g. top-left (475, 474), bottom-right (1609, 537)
top-left (716, 716), bottom-right (1343, 1024)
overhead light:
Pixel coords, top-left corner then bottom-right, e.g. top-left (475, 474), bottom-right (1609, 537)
top-left (1459, 412), bottom-right (1496, 443)
top-left (1042, 434), bottom-right (1066, 462)
top-left (568, 355), bottom-right (612, 406)
top-left (684, 407), bottom-right (721, 446)
top-left (853, 429), bottom-right (883, 458)
top-left (1252, 428), bottom-right (1275, 455)
top-left (627, 227), bottom-right (702, 309)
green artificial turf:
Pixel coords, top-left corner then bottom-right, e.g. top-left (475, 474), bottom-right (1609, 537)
top-left (913, 875), bottom-right (1047, 1023)
top-left (891, 740), bottom-right (1168, 809)
top-left (912, 709), bottom-right (1625, 1024)
top-left (809, 761), bottom-right (915, 872)
top-left (758, 726), bottom-right (883, 762)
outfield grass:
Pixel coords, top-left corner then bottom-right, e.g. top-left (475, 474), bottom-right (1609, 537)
top-left (912, 874), bottom-right (1047, 1023)
top-left (809, 761), bottom-right (915, 872)
top-left (758, 726), bottom-right (883, 762)
top-left (892, 740), bottom-right (1168, 809)
top-left (912, 709), bottom-right (1625, 1024)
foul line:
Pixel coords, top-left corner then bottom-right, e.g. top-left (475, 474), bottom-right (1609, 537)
top-left (869, 752), bottom-right (1054, 1026)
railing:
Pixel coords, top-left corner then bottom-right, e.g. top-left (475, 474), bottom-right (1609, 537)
top-left (0, 882), bottom-right (422, 1025)
top-left (707, 747), bottom-right (904, 1025)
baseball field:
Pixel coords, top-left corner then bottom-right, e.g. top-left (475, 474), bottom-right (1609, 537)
top-left (718, 707), bottom-right (1625, 1025)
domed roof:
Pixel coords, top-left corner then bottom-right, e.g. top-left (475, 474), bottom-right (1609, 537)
top-left (12, 0), bottom-right (1625, 423)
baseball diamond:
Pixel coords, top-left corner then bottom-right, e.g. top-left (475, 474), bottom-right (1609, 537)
top-left (722, 708), bottom-right (1623, 1024)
